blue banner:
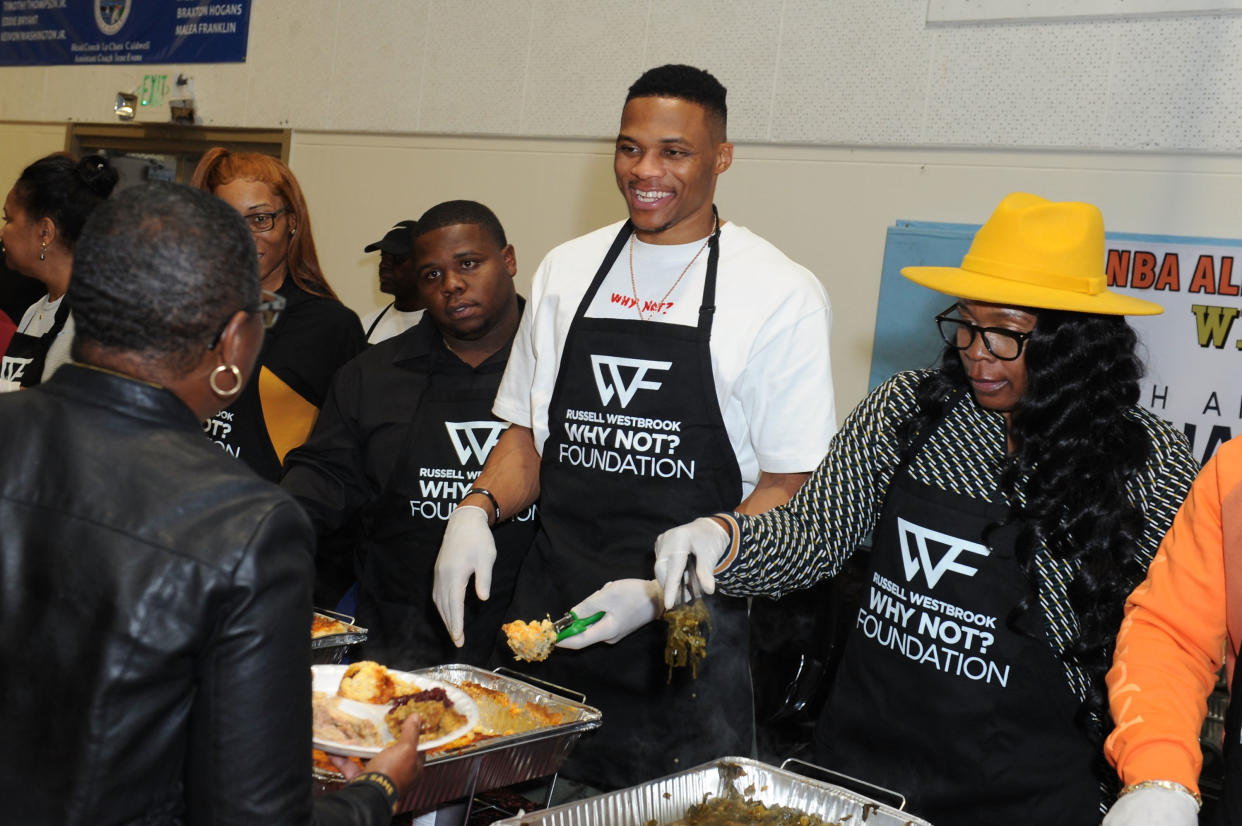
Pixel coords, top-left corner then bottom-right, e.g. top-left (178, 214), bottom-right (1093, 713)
top-left (0, 1), bottom-right (250, 65)
top-left (870, 221), bottom-right (977, 391)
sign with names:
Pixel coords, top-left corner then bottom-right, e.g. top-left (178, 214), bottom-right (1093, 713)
top-left (0, 1), bottom-right (250, 66)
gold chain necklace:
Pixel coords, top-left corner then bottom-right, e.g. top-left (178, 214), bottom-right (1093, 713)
top-left (628, 229), bottom-right (713, 321)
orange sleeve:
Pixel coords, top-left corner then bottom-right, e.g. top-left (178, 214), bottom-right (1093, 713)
top-left (1104, 438), bottom-right (1242, 793)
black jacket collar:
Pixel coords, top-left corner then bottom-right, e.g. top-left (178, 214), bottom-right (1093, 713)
top-left (41, 363), bottom-right (202, 432)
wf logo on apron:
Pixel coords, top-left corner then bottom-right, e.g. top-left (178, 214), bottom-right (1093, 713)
top-left (1, 355), bottom-right (33, 385)
top-left (590, 354), bottom-right (672, 407)
top-left (444, 420), bottom-right (508, 465)
top-left (897, 516), bottom-right (991, 588)
top-left (407, 419), bottom-right (513, 521)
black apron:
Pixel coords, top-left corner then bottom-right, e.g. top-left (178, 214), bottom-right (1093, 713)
top-left (1212, 666), bottom-right (1242, 824)
top-left (502, 219), bottom-right (751, 789)
top-left (2, 297), bottom-right (69, 389)
top-left (203, 281), bottom-right (365, 482)
top-left (813, 400), bottom-right (1101, 825)
top-left (202, 381), bottom-right (278, 479)
top-left (355, 346), bottom-right (537, 670)
top-left (203, 332), bottom-right (283, 481)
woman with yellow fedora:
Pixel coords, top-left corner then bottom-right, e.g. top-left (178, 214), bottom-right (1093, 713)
top-left (652, 192), bottom-right (1199, 825)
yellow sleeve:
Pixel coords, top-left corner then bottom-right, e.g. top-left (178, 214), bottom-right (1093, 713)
top-left (1104, 440), bottom-right (1239, 793)
top-left (258, 365), bottom-right (320, 465)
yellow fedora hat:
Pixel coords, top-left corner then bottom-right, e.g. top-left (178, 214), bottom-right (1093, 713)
top-left (901, 192), bottom-right (1163, 316)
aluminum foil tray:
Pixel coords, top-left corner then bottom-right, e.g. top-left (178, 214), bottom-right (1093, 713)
top-left (491, 756), bottom-right (932, 826)
top-left (314, 664), bottom-right (602, 814)
top-left (310, 610), bottom-right (368, 665)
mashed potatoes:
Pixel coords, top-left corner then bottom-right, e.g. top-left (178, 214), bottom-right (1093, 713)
top-left (336, 660), bottom-right (418, 704)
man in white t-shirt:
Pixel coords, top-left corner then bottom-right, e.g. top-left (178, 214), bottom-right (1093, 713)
top-left (432, 64), bottom-right (836, 790)
top-left (360, 219), bottom-right (424, 343)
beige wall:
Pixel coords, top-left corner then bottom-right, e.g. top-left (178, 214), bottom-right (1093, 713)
top-left (290, 131), bottom-right (1242, 413)
top-left (0, 122), bottom-right (66, 197)
top-left (288, 131), bottom-right (621, 312)
top-left (4, 2), bottom-right (1242, 154)
top-left (5, 2), bottom-right (1242, 412)
top-left (5, 121), bottom-right (1242, 412)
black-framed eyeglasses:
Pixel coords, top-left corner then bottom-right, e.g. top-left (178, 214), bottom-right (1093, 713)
top-left (243, 208), bottom-right (288, 234)
top-left (251, 290), bottom-right (286, 328)
top-left (208, 290), bottom-right (287, 349)
top-left (934, 303), bottom-right (1032, 361)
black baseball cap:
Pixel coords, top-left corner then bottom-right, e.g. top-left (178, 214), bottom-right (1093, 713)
top-left (363, 219), bottom-right (418, 255)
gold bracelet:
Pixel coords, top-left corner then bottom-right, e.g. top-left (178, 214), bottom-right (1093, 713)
top-left (1116, 779), bottom-right (1202, 810)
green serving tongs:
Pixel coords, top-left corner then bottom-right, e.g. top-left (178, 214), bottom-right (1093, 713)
top-left (553, 610), bottom-right (606, 642)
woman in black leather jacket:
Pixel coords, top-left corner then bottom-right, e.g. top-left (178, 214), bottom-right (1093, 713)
top-left (0, 182), bottom-right (422, 825)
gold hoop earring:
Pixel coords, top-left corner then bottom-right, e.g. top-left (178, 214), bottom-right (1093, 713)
top-left (39, 242), bottom-right (46, 261)
top-left (208, 364), bottom-right (243, 398)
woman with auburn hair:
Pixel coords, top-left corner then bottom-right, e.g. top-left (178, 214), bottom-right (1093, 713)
top-left (192, 147), bottom-right (364, 481)
top-left (1, 152), bottom-right (117, 390)
top-left (650, 193), bottom-right (1200, 825)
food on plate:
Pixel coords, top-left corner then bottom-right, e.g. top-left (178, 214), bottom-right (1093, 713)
top-left (664, 597), bottom-right (710, 680)
top-left (311, 691), bottom-right (383, 747)
top-left (312, 672), bottom-right (577, 785)
top-left (651, 794), bottom-right (845, 826)
top-left (314, 662), bottom-right (473, 752)
top-left (337, 660), bottom-right (416, 704)
top-left (311, 613), bottom-right (353, 638)
top-left (501, 617), bottom-right (557, 662)
top-left (385, 687), bottom-right (468, 741)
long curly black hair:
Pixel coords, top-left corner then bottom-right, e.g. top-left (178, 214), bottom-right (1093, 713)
top-left (898, 309), bottom-right (1149, 782)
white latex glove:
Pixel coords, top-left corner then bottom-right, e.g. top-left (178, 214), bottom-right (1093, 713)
top-left (555, 579), bottom-right (664, 650)
top-left (1102, 785), bottom-right (1198, 826)
top-left (432, 505), bottom-right (496, 648)
top-left (653, 516), bottom-right (730, 610)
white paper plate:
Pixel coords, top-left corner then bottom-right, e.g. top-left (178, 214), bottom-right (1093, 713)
top-left (311, 664), bottom-right (480, 756)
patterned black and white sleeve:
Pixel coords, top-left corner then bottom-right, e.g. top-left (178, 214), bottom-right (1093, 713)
top-left (716, 370), bottom-right (931, 599)
top-left (1127, 406), bottom-right (1200, 565)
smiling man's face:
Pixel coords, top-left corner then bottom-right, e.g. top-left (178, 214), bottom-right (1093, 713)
top-left (613, 96), bottom-right (732, 245)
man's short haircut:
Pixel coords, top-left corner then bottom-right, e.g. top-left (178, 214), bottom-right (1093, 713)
top-left (626, 64), bottom-right (727, 140)
top-left (412, 200), bottom-right (507, 250)
top-left (71, 182), bottom-right (259, 373)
